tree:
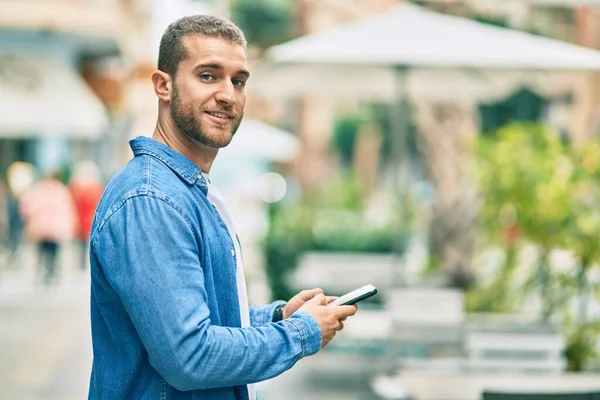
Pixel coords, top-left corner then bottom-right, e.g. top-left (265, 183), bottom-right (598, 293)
top-left (476, 123), bottom-right (600, 370)
top-left (478, 123), bottom-right (571, 319)
top-left (415, 102), bottom-right (478, 288)
top-left (230, 0), bottom-right (293, 51)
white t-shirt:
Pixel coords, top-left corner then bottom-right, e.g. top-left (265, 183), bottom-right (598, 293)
top-left (201, 173), bottom-right (255, 399)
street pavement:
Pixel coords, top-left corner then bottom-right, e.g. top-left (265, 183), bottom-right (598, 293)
top-left (0, 243), bottom-right (91, 400)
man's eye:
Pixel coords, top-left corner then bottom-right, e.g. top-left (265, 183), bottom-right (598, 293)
top-left (232, 79), bottom-right (246, 87)
top-left (200, 74), bottom-right (214, 81)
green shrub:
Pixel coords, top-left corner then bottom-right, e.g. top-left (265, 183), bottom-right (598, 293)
top-left (264, 200), bottom-right (409, 301)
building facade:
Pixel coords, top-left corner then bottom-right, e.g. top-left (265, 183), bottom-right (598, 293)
top-left (0, 0), bottom-right (154, 179)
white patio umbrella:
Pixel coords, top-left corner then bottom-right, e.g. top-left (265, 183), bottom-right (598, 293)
top-left (254, 2), bottom-right (600, 181)
top-left (267, 3), bottom-right (600, 69)
top-left (211, 119), bottom-right (300, 211)
top-left (256, 2), bottom-right (600, 104)
top-left (220, 118), bottom-right (300, 163)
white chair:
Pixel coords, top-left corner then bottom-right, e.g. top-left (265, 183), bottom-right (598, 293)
top-left (386, 288), bottom-right (466, 372)
top-left (388, 287), bottom-right (465, 343)
top-left (290, 251), bottom-right (400, 294)
top-left (465, 331), bottom-right (566, 373)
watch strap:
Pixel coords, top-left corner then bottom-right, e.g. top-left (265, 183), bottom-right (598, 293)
top-left (272, 303), bottom-right (286, 322)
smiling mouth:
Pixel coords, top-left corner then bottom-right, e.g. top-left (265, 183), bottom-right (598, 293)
top-left (205, 111), bottom-right (233, 120)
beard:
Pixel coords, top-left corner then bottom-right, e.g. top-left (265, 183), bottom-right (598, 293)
top-left (170, 84), bottom-right (243, 148)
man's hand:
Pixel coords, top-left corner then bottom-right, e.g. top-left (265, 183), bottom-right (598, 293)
top-left (298, 294), bottom-right (357, 348)
top-left (283, 288), bottom-right (336, 319)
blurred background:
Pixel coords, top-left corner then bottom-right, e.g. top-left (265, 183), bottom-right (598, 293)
top-left (1, 0), bottom-right (600, 399)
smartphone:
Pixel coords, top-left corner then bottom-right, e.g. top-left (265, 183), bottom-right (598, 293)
top-left (328, 284), bottom-right (378, 306)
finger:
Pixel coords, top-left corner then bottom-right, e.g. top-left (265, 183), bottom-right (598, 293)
top-left (335, 305), bottom-right (358, 317)
top-left (299, 288), bottom-right (323, 301)
top-left (336, 322), bottom-right (344, 331)
top-left (325, 296), bottom-right (338, 304)
top-left (308, 293), bottom-right (327, 305)
top-left (340, 316), bottom-right (347, 322)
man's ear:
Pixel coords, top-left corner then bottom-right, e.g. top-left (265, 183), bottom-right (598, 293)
top-left (151, 70), bottom-right (172, 102)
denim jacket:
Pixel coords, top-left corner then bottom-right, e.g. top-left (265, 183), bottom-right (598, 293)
top-left (88, 136), bottom-right (322, 400)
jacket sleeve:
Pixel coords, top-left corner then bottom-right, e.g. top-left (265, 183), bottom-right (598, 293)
top-left (91, 194), bottom-right (321, 391)
top-left (249, 302), bottom-right (286, 327)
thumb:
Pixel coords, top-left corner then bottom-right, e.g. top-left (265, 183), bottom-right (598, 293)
top-left (335, 305), bottom-right (358, 318)
top-left (306, 293), bottom-right (327, 306)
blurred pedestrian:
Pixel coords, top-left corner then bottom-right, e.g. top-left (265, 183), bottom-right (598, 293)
top-left (0, 176), bottom-right (7, 255)
top-left (5, 162), bottom-right (35, 266)
top-left (89, 15), bottom-right (357, 400)
top-left (20, 172), bottom-right (77, 284)
top-left (68, 161), bottom-right (104, 270)
top-left (5, 183), bottom-right (23, 263)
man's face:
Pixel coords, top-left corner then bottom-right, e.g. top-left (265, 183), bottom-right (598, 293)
top-left (170, 35), bottom-right (248, 148)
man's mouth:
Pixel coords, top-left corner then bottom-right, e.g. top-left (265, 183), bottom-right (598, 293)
top-left (205, 111), bottom-right (233, 120)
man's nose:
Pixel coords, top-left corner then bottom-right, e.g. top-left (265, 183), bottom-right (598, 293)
top-left (214, 81), bottom-right (237, 106)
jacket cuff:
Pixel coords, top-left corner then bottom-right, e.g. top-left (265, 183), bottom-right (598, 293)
top-left (285, 311), bottom-right (322, 357)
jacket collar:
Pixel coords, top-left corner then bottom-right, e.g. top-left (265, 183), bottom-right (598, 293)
top-left (129, 136), bottom-right (206, 189)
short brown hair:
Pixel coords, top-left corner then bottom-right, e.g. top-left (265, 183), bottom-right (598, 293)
top-left (157, 15), bottom-right (247, 78)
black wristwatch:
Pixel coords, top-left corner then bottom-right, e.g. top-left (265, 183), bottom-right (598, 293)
top-left (272, 303), bottom-right (286, 322)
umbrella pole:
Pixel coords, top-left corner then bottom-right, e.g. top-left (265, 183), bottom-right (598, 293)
top-left (392, 65), bottom-right (411, 194)
top-left (389, 65), bottom-right (411, 285)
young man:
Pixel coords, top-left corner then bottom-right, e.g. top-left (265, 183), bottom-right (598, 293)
top-left (88, 15), bottom-right (357, 400)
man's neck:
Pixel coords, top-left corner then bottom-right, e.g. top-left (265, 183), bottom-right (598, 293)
top-left (152, 117), bottom-right (218, 174)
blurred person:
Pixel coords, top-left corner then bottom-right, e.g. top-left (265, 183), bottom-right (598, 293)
top-left (5, 162), bottom-right (36, 265)
top-left (0, 176), bottom-right (7, 255)
top-left (68, 161), bottom-right (104, 270)
top-left (20, 172), bottom-right (77, 284)
top-left (88, 15), bottom-right (357, 400)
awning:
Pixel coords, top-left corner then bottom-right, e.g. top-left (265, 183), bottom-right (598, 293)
top-left (0, 53), bottom-right (108, 138)
top-left (0, 1), bottom-right (127, 42)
